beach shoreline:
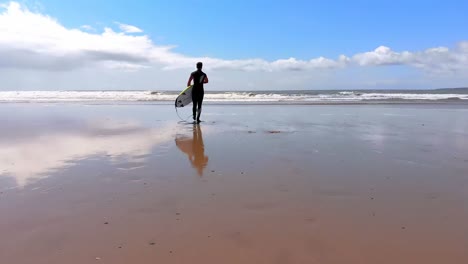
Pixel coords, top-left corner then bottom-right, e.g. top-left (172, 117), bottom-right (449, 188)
top-left (1, 89), bottom-right (468, 104)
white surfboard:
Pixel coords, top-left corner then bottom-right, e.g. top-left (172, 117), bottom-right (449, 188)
top-left (175, 85), bottom-right (193, 108)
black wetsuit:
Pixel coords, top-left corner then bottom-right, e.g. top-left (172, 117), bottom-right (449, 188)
top-left (191, 70), bottom-right (207, 120)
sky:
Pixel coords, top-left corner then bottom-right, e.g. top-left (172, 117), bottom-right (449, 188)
top-left (0, 0), bottom-right (467, 91)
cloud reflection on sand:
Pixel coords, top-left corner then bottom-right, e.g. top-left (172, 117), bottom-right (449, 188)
top-left (0, 119), bottom-right (178, 188)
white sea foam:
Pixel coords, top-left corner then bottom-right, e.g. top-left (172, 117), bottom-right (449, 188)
top-left (0, 91), bottom-right (466, 103)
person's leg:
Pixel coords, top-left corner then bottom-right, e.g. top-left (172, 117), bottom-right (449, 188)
top-left (196, 90), bottom-right (204, 122)
top-left (192, 91), bottom-right (197, 120)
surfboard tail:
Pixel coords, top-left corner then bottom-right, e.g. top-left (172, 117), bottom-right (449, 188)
top-left (175, 85), bottom-right (193, 108)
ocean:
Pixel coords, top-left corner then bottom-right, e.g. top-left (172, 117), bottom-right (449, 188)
top-left (1, 88), bottom-right (467, 104)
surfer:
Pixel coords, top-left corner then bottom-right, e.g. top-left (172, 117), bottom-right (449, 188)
top-left (187, 62), bottom-right (209, 123)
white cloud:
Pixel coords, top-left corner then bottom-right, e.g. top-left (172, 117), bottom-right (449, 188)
top-left (116, 22), bottom-right (143, 33)
top-left (0, 2), bottom-right (350, 72)
top-left (0, 2), bottom-right (172, 71)
top-left (80, 24), bottom-right (95, 31)
top-left (352, 45), bottom-right (468, 73)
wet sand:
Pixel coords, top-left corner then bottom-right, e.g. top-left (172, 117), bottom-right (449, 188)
top-left (0, 103), bottom-right (467, 264)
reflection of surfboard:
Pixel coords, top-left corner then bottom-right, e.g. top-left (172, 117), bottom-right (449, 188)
top-left (175, 85), bottom-right (193, 108)
top-left (175, 135), bottom-right (193, 155)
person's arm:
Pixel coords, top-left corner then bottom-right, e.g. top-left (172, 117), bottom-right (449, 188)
top-left (187, 74), bottom-right (194, 87)
top-left (203, 75), bottom-right (209, 84)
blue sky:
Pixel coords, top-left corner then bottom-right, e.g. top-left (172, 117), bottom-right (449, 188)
top-left (35, 0), bottom-right (468, 59)
top-left (0, 1), bottom-right (467, 90)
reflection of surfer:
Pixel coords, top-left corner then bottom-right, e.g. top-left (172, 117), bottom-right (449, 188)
top-left (175, 124), bottom-right (209, 176)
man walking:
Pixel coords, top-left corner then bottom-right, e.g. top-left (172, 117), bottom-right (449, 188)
top-left (187, 62), bottom-right (209, 123)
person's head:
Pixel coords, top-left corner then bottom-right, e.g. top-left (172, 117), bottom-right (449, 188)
top-left (196, 62), bottom-right (203, 70)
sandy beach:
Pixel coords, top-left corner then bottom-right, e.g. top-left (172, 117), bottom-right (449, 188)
top-left (0, 103), bottom-right (467, 264)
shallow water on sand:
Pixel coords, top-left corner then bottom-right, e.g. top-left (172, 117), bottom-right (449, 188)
top-left (0, 104), bottom-right (467, 264)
